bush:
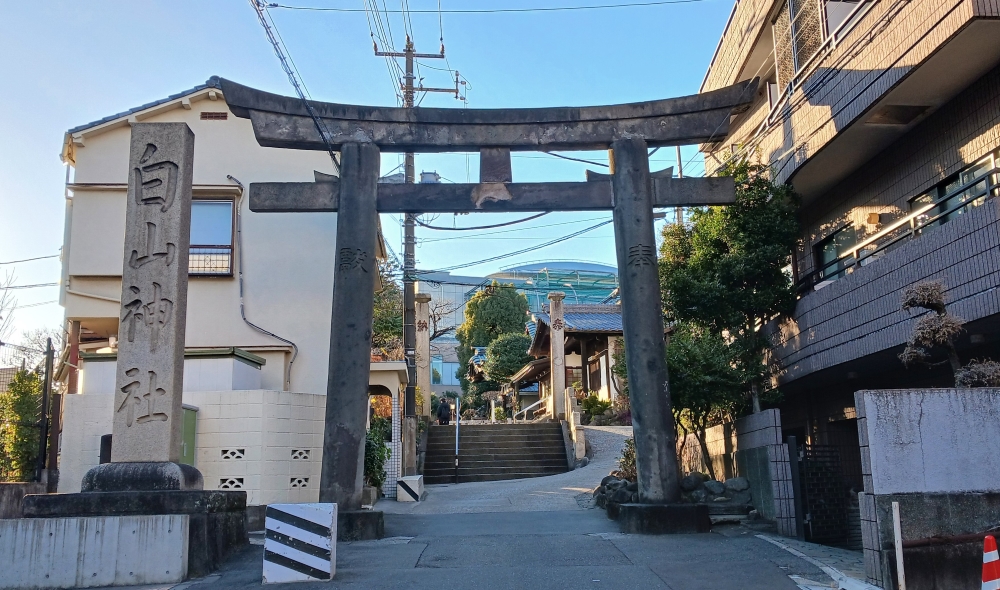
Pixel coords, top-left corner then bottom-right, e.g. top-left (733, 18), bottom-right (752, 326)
top-left (581, 394), bottom-right (611, 418)
top-left (0, 369), bottom-right (42, 482)
top-left (956, 359), bottom-right (1000, 387)
top-left (364, 416), bottom-right (391, 489)
top-left (616, 437), bottom-right (637, 481)
top-left (493, 407), bottom-right (506, 422)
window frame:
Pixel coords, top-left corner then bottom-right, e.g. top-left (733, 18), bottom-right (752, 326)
top-left (189, 198), bottom-right (236, 277)
top-left (813, 223), bottom-right (857, 281)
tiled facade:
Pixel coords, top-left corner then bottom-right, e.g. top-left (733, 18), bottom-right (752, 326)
top-left (59, 387), bottom-right (403, 504)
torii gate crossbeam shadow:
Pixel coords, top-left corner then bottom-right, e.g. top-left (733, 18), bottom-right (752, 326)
top-left (219, 78), bottom-right (758, 514)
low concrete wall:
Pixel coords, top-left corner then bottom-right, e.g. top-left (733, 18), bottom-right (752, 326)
top-left (0, 482), bottom-right (46, 519)
top-left (857, 388), bottom-right (1000, 589)
top-left (0, 514), bottom-right (188, 588)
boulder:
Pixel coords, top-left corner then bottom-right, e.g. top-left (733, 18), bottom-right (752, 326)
top-left (688, 488), bottom-right (708, 503)
top-left (728, 490), bottom-right (752, 505)
top-left (595, 493), bottom-right (608, 509)
top-left (704, 480), bottom-right (725, 495)
top-left (724, 477), bottom-right (750, 492)
top-left (625, 481), bottom-right (638, 492)
top-left (601, 475), bottom-right (621, 487)
top-left (593, 485), bottom-right (605, 497)
top-left (680, 472), bottom-right (708, 492)
top-left (631, 492), bottom-right (639, 503)
top-left (576, 457), bottom-right (590, 468)
top-left (611, 488), bottom-right (632, 504)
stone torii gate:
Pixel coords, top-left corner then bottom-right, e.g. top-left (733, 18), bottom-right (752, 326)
top-left (218, 78), bottom-right (757, 514)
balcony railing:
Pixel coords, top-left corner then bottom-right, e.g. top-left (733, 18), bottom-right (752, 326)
top-left (796, 166), bottom-right (999, 293)
top-left (189, 245), bottom-right (233, 276)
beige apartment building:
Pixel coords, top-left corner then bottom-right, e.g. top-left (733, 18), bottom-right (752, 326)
top-left (55, 77), bottom-right (407, 510)
top-left (699, 0), bottom-right (1000, 564)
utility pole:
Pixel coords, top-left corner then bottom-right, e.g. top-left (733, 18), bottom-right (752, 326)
top-left (375, 36), bottom-right (460, 476)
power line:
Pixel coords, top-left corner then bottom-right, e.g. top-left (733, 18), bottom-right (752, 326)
top-left (415, 219), bottom-right (613, 274)
top-left (416, 212), bottom-right (550, 231)
top-left (248, 0), bottom-right (342, 174)
top-left (269, 1), bottom-right (710, 13)
top-left (4, 283), bottom-right (58, 290)
top-left (543, 152), bottom-right (610, 168)
top-left (417, 215), bottom-right (610, 242)
top-left (0, 255), bottom-right (59, 265)
top-left (12, 300), bottom-right (57, 310)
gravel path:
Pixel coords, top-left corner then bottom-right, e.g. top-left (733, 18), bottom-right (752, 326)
top-left (378, 425), bottom-right (632, 515)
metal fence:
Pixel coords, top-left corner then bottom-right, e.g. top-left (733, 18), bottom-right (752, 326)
top-left (0, 340), bottom-right (56, 482)
top-left (796, 443), bottom-right (864, 549)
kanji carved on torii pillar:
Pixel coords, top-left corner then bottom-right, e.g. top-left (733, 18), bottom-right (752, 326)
top-left (218, 77), bottom-right (757, 526)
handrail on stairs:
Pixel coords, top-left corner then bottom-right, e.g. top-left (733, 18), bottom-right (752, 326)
top-left (513, 398), bottom-right (545, 422)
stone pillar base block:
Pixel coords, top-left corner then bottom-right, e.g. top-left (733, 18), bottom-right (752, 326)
top-left (22, 490), bottom-right (247, 578)
top-left (82, 461), bottom-right (204, 492)
top-left (336, 510), bottom-right (384, 541)
top-left (614, 503), bottom-right (711, 534)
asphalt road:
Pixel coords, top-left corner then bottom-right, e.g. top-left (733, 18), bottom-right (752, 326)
top-left (193, 510), bottom-right (833, 590)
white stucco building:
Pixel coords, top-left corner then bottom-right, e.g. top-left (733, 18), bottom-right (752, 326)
top-left (55, 77), bottom-right (406, 505)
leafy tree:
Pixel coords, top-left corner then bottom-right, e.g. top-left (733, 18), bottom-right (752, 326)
top-left (0, 369), bottom-right (42, 482)
top-left (372, 259), bottom-right (403, 357)
top-left (455, 282), bottom-right (529, 407)
top-left (364, 416), bottom-right (391, 489)
top-left (666, 323), bottom-right (742, 480)
top-left (659, 159), bottom-right (799, 412)
top-left (482, 333), bottom-right (532, 383)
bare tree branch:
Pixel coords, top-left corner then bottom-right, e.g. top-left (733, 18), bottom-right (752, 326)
top-left (429, 300), bottom-right (460, 342)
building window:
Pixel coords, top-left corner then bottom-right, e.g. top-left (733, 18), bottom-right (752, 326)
top-left (815, 224), bottom-right (857, 281)
top-left (910, 155), bottom-right (997, 228)
top-left (190, 200), bottom-right (234, 276)
top-left (773, 0), bottom-right (823, 89)
top-left (431, 356), bottom-right (461, 386)
top-left (823, 0), bottom-right (864, 37)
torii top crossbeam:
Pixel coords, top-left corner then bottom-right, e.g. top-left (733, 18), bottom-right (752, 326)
top-left (219, 78), bottom-right (757, 153)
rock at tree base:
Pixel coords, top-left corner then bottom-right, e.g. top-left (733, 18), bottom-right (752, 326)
top-left (724, 477), bottom-right (750, 492)
top-left (704, 480), bottom-right (725, 495)
top-left (680, 472), bottom-right (708, 492)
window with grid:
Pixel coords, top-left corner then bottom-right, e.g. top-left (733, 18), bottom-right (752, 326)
top-left (190, 200), bottom-right (234, 276)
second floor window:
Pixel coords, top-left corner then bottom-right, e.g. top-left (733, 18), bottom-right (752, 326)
top-left (815, 224), bottom-right (857, 281)
top-left (190, 200), bottom-right (234, 276)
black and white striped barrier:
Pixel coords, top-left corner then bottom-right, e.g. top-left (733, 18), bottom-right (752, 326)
top-left (397, 475), bottom-right (424, 502)
top-left (262, 503), bottom-right (336, 583)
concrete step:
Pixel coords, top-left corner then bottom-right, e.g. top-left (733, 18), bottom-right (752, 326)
top-left (424, 458), bottom-right (568, 470)
top-left (424, 471), bottom-right (566, 484)
top-left (423, 465), bottom-right (567, 477)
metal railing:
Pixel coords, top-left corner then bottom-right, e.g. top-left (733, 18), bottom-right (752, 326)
top-left (189, 245), bottom-right (233, 276)
top-left (797, 168), bottom-right (998, 293)
top-left (513, 398), bottom-right (545, 422)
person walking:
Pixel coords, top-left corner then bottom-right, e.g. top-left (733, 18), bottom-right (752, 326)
top-left (437, 398), bottom-right (452, 425)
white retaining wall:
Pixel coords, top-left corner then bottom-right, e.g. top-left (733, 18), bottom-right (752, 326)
top-left (0, 515), bottom-right (188, 589)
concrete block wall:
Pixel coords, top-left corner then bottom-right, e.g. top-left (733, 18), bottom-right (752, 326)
top-left (59, 390), bottom-right (325, 506)
top-left (856, 388), bottom-right (1000, 587)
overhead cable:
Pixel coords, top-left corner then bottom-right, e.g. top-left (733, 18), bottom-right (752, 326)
top-left (0, 255), bottom-right (59, 265)
top-left (269, 1), bottom-right (709, 13)
top-left (413, 219), bottom-right (613, 274)
top-left (415, 212), bottom-right (550, 231)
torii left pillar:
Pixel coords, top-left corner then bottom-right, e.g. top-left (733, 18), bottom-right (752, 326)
top-left (319, 143), bottom-right (381, 520)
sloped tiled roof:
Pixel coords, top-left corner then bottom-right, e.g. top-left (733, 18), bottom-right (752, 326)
top-left (533, 304), bottom-right (623, 333)
top-left (67, 76), bottom-right (223, 136)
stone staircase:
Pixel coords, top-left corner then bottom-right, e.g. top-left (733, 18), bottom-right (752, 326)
top-left (423, 423), bottom-right (570, 484)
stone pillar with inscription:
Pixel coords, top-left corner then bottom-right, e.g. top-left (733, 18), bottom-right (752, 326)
top-left (548, 292), bottom-right (567, 421)
top-left (319, 143), bottom-right (381, 510)
top-left (82, 122), bottom-right (202, 492)
top-left (611, 137), bottom-right (681, 504)
top-left (415, 293), bottom-right (432, 418)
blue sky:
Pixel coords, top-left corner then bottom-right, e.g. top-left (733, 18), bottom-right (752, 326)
top-left (0, 0), bottom-right (734, 343)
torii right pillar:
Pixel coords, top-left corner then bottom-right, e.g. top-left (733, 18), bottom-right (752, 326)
top-left (611, 137), bottom-right (682, 505)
